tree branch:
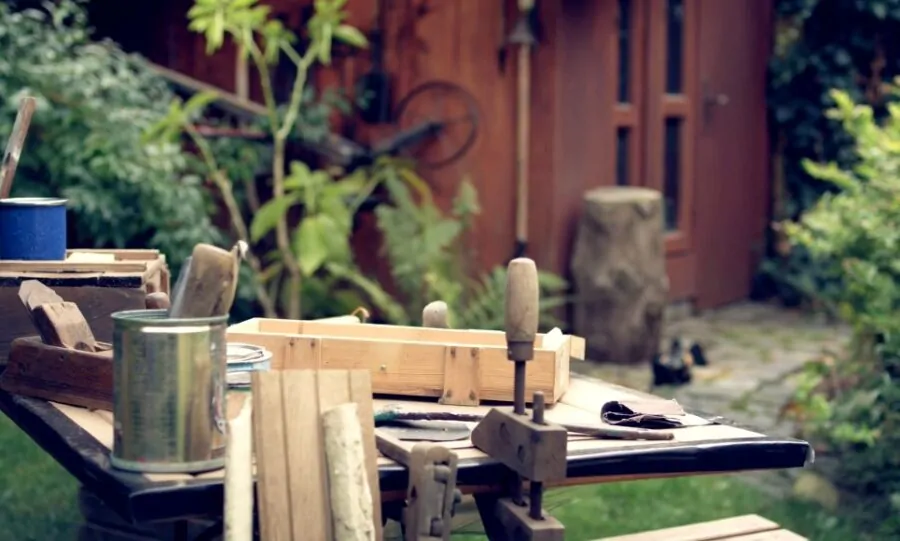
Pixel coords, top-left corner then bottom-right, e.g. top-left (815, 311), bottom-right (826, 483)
top-left (185, 124), bottom-right (278, 318)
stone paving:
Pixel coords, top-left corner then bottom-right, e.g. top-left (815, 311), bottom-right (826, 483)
top-left (572, 300), bottom-right (850, 495)
top-left (386, 302), bottom-right (849, 537)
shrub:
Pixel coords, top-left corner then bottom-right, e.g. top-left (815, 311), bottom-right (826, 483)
top-left (785, 85), bottom-right (900, 536)
top-left (0, 0), bottom-right (221, 265)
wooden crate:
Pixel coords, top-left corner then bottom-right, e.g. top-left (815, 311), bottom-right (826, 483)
top-left (0, 249), bottom-right (170, 362)
top-left (227, 318), bottom-right (574, 405)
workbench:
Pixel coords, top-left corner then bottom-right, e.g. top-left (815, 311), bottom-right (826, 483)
top-left (0, 373), bottom-right (811, 540)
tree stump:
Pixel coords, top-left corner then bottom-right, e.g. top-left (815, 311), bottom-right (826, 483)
top-left (570, 187), bottom-right (668, 364)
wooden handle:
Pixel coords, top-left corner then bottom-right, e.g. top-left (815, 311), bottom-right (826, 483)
top-left (145, 292), bottom-right (171, 310)
top-left (422, 301), bottom-right (449, 329)
top-left (505, 258), bottom-right (539, 345)
top-left (0, 96), bottom-right (36, 199)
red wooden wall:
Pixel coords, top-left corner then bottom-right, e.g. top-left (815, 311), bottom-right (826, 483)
top-left (89, 0), bottom-right (774, 308)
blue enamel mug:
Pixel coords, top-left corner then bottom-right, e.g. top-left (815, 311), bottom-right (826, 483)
top-left (0, 197), bottom-right (67, 260)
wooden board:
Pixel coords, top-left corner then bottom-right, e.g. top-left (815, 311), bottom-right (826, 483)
top-left (252, 369), bottom-right (383, 541)
top-left (596, 514), bottom-right (804, 541)
top-left (227, 318), bottom-right (574, 404)
top-left (46, 375), bottom-right (773, 501)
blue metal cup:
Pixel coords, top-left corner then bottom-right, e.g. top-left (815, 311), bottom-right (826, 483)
top-left (0, 197), bottom-right (67, 260)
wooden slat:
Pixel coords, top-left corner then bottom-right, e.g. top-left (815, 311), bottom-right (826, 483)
top-left (249, 317), bottom-right (568, 348)
top-left (252, 370), bottom-right (382, 541)
top-left (251, 371), bottom-right (292, 541)
top-left (598, 514), bottom-right (781, 541)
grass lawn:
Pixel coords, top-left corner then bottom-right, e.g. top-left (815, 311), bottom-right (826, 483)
top-left (0, 412), bottom-right (875, 541)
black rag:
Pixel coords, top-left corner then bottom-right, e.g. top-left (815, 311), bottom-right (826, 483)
top-left (601, 399), bottom-right (686, 429)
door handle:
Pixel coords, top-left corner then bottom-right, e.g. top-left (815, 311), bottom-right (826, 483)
top-left (702, 80), bottom-right (729, 124)
top-left (704, 93), bottom-right (730, 106)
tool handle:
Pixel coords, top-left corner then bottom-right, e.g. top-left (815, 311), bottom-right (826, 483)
top-left (145, 292), bottom-right (171, 310)
top-left (505, 258), bottom-right (539, 356)
top-left (422, 301), bottom-right (449, 329)
top-left (0, 96), bottom-right (36, 199)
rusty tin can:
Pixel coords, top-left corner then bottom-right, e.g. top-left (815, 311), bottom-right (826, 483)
top-left (110, 309), bottom-right (228, 473)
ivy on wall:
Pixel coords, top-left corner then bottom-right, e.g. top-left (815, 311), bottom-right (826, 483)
top-left (762, 0), bottom-right (900, 305)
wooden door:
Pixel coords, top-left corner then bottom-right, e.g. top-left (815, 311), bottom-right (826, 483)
top-left (693, 0), bottom-right (772, 309)
top-left (613, 0), bottom-right (699, 300)
top-left (612, 0), bottom-right (770, 305)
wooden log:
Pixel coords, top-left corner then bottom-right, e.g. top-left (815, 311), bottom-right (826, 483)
top-left (570, 187), bottom-right (668, 365)
top-left (322, 403), bottom-right (376, 541)
top-left (224, 397), bottom-right (253, 541)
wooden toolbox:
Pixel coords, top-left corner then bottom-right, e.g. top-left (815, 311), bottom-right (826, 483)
top-left (227, 318), bottom-right (581, 405)
top-left (0, 249), bottom-right (170, 362)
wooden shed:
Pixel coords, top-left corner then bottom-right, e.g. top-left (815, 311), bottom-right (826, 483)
top-left (88, 0), bottom-right (773, 310)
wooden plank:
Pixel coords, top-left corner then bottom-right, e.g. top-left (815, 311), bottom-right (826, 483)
top-left (283, 370), bottom-right (330, 541)
top-left (251, 371), bottom-right (292, 541)
top-left (596, 514), bottom-right (780, 541)
top-left (724, 531), bottom-right (807, 541)
top-left (251, 317), bottom-right (567, 348)
top-left (0, 261), bottom-right (152, 273)
top-left (228, 322), bottom-right (565, 403)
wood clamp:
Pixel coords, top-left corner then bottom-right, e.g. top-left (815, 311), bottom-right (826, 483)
top-left (470, 258), bottom-right (567, 540)
top-left (376, 431), bottom-right (461, 540)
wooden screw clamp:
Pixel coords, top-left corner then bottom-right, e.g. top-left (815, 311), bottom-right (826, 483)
top-left (470, 258), bottom-right (567, 540)
top-left (376, 432), bottom-right (461, 541)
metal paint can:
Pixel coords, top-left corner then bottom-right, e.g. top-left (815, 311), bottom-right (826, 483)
top-left (0, 197), bottom-right (67, 260)
top-left (110, 309), bottom-right (228, 474)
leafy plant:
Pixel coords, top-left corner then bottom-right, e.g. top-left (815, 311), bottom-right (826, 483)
top-left (149, 0), bottom-right (369, 318)
top-left (765, 0), bottom-right (900, 305)
top-left (0, 0), bottom-right (221, 267)
top-left (783, 85), bottom-right (900, 536)
top-left (373, 157), bottom-right (569, 330)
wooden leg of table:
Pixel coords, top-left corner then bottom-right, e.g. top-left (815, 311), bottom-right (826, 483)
top-left (474, 493), bottom-right (513, 541)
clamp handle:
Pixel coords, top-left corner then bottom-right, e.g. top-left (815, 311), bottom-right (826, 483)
top-left (505, 258), bottom-right (539, 361)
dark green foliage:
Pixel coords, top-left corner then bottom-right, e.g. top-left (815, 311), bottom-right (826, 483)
top-left (765, 0), bottom-right (900, 303)
top-left (786, 88), bottom-right (900, 536)
top-left (0, 0), bottom-right (222, 266)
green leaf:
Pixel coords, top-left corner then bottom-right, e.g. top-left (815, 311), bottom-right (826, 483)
top-left (284, 161), bottom-right (313, 190)
top-left (293, 214), bottom-right (350, 275)
top-left (250, 194), bottom-right (298, 242)
top-left (333, 25), bottom-right (368, 48)
top-left (183, 91), bottom-right (218, 119)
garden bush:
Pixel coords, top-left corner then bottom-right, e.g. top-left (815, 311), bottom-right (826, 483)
top-left (765, 0), bottom-right (900, 305)
top-left (0, 0), bottom-right (221, 265)
top-left (785, 85), bottom-right (900, 536)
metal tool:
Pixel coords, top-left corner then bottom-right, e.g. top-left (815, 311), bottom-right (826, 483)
top-left (0, 96), bottom-right (37, 199)
top-left (470, 257), bottom-right (567, 539)
top-left (376, 431), bottom-right (461, 541)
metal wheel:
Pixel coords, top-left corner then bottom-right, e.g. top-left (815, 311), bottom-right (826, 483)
top-left (393, 81), bottom-right (480, 169)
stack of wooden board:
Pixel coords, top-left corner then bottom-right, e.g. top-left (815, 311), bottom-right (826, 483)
top-left (227, 318), bottom-right (584, 406)
top-left (251, 369), bottom-right (383, 540)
